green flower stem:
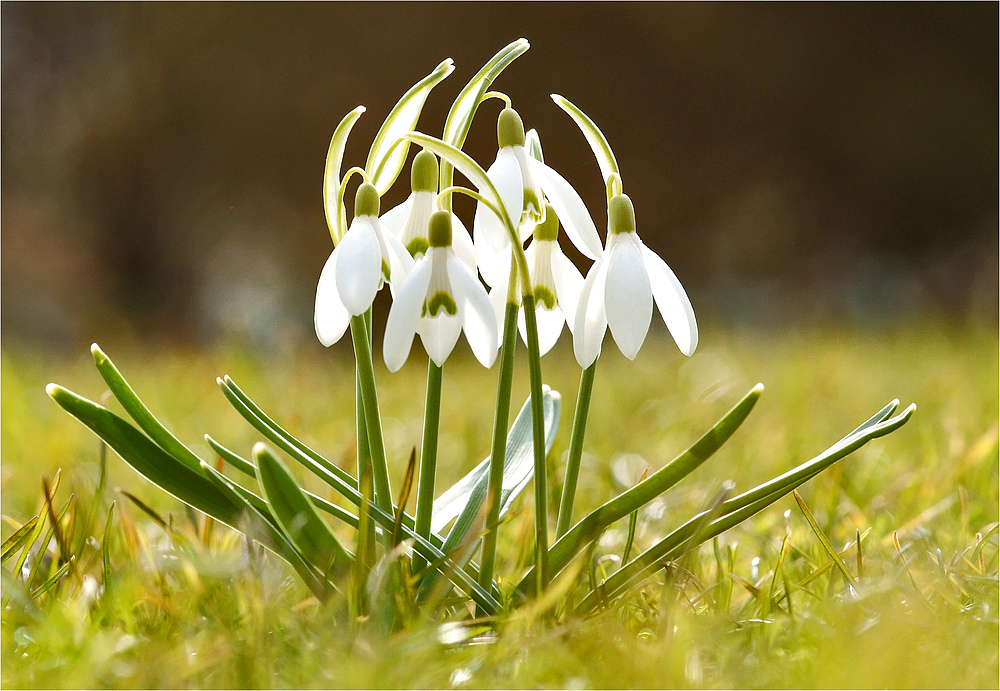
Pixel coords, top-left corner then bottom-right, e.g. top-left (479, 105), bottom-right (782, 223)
top-left (521, 293), bottom-right (550, 595)
top-left (477, 286), bottom-right (520, 603)
top-left (555, 362), bottom-right (597, 537)
top-left (349, 313), bottom-right (392, 515)
top-left (412, 359), bottom-right (443, 575)
top-left (356, 359), bottom-right (376, 550)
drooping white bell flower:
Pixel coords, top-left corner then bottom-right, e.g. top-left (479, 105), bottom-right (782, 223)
top-left (383, 210), bottom-right (498, 371)
top-left (573, 192), bottom-right (697, 368)
top-left (473, 107), bottom-right (604, 267)
top-left (378, 148), bottom-right (477, 269)
top-left (488, 203), bottom-right (585, 356)
top-left (314, 182), bottom-right (413, 346)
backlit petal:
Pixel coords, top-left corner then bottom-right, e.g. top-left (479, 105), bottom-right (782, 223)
top-left (314, 251), bottom-right (351, 346)
top-left (418, 313), bottom-right (462, 367)
top-left (529, 157), bottom-right (603, 260)
top-left (451, 213), bottom-right (477, 270)
top-left (475, 226), bottom-right (514, 289)
top-left (474, 148), bottom-right (522, 251)
top-left (641, 242), bottom-right (698, 357)
top-left (378, 194), bottom-right (413, 237)
top-left (550, 247), bottom-right (585, 334)
top-left (449, 255), bottom-right (499, 367)
top-left (573, 258), bottom-right (609, 368)
top-left (382, 260), bottom-right (433, 372)
top-left (335, 217), bottom-right (382, 314)
top-left (605, 235), bottom-right (652, 359)
top-left (518, 302), bottom-right (565, 356)
top-left (382, 226), bottom-right (416, 291)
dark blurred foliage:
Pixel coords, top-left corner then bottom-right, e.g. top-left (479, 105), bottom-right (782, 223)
top-left (2, 3), bottom-right (997, 351)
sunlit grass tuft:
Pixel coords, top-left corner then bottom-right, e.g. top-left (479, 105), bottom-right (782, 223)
top-left (2, 319), bottom-right (997, 688)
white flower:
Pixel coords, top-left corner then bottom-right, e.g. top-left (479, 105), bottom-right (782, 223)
top-left (573, 193), bottom-right (697, 367)
top-left (378, 149), bottom-right (477, 268)
top-left (384, 211), bottom-right (498, 371)
top-left (473, 108), bottom-right (603, 265)
top-left (314, 182), bottom-right (413, 346)
top-left (488, 204), bottom-right (585, 356)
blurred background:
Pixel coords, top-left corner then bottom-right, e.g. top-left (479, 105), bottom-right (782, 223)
top-left (3, 3), bottom-right (997, 353)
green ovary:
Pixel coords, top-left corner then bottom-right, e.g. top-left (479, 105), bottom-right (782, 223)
top-left (422, 291), bottom-right (457, 317)
top-left (534, 285), bottom-right (557, 310)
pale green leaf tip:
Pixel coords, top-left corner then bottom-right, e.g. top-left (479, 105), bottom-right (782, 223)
top-left (753, 383), bottom-right (765, 394)
top-left (90, 342), bottom-right (107, 363)
top-left (252, 441), bottom-right (270, 461)
top-left (45, 383), bottom-right (61, 398)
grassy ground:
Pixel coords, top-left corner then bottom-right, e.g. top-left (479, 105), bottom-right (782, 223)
top-left (2, 318), bottom-right (998, 689)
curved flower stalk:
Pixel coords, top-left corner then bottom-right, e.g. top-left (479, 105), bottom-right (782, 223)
top-left (488, 204), bottom-right (585, 356)
top-left (383, 210), bottom-right (498, 372)
top-left (314, 182), bottom-right (414, 347)
top-left (379, 149), bottom-right (477, 269)
top-left (473, 107), bottom-right (603, 263)
top-left (573, 192), bottom-right (698, 368)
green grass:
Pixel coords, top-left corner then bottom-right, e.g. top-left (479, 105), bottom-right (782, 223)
top-left (2, 319), bottom-right (998, 688)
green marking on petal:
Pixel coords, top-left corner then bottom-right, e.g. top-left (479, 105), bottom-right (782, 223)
top-left (382, 259), bottom-right (391, 282)
top-left (406, 237), bottom-right (430, 258)
top-left (533, 285), bottom-right (557, 310)
top-left (523, 187), bottom-right (544, 222)
top-left (424, 291), bottom-right (458, 317)
top-left (533, 203), bottom-right (559, 241)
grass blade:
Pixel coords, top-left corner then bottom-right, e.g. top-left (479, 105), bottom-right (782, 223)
top-left (103, 501), bottom-right (115, 584)
top-left (392, 449), bottom-right (418, 548)
top-left (2, 517), bottom-right (39, 563)
top-left (792, 491), bottom-right (858, 588)
top-left (30, 557), bottom-right (74, 599)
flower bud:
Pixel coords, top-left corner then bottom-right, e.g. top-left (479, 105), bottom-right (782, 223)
top-left (497, 108), bottom-right (526, 149)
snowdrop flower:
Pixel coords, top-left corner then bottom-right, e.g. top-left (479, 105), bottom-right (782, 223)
top-left (473, 107), bottom-right (603, 267)
top-left (383, 210), bottom-right (498, 371)
top-left (314, 182), bottom-right (413, 346)
top-left (489, 203), bottom-right (585, 356)
top-left (378, 149), bottom-right (477, 268)
top-left (573, 192), bottom-right (697, 368)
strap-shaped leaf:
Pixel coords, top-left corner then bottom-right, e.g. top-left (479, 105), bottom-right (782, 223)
top-left (91, 344), bottom-right (205, 476)
top-left (551, 94), bottom-right (620, 194)
top-left (443, 39), bottom-right (528, 152)
top-left (517, 383), bottom-right (763, 596)
top-left (255, 443), bottom-right (353, 578)
top-left (431, 388), bottom-right (561, 535)
top-left (47, 384), bottom-right (242, 526)
top-left (205, 434), bottom-right (360, 530)
top-left (220, 376), bottom-right (359, 493)
top-left (574, 400), bottom-right (916, 614)
top-left (212, 381), bottom-right (502, 613)
top-left (323, 105), bottom-right (366, 243)
top-left (366, 59), bottom-right (454, 195)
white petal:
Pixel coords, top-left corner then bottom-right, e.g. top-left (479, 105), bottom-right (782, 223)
top-left (550, 247), bottom-right (585, 334)
top-left (381, 225), bottom-right (416, 291)
top-left (605, 236), bottom-right (652, 360)
top-left (529, 158), bottom-right (604, 260)
top-left (474, 149), bottom-right (522, 251)
top-left (518, 302), bottom-right (564, 356)
top-left (335, 217), bottom-right (383, 315)
top-left (488, 284), bottom-right (508, 339)
top-left (451, 213), bottom-right (477, 270)
top-left (378, 194), bottom-right (414, 237)
top-left (641, 243), bottom-right (699, 356)
top-left (382, 260), bottom-right (433, 372)
top-left (449, 255), bottom-right (499, 367)
top-left (314, 251), bottom-right (351, 346)
top-left (474, 226), bottom-right (514, 289)
top-left (573, 258), bottom-right (609, 368)
top-left (418, 313), bottom-right (462, 367)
